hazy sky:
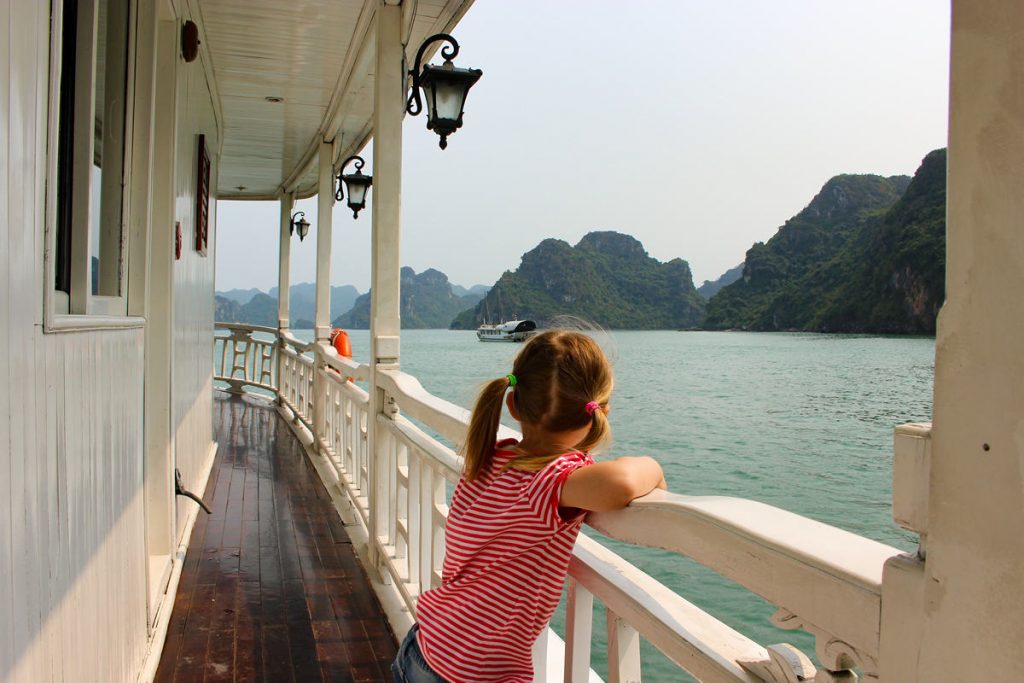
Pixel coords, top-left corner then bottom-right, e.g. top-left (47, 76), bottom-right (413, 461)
top-left (215, 1), bottom-right (950, 294)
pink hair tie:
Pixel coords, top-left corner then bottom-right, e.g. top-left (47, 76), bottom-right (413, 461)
top-left (585, 401), bottom-right (601, 415)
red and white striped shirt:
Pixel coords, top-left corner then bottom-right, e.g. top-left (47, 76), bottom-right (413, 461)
top-left (415, 439), bottom-right (595, 682)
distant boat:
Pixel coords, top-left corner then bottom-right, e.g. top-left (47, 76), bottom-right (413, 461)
top-left (476, 320), bottom-right (537, 342)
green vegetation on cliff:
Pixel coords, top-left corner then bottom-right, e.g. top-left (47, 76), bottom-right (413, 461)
top-left (704, 150), bottom-right (945, 334)
top-left (704, 173), bottom-right (910, 330)
top-left (450, 231), bottom-right (705, 330)
top-left (809, 149), bottom-right (946, 333)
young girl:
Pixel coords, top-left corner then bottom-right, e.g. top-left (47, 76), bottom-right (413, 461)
top-left (391, 330), bottom-right (667, 683)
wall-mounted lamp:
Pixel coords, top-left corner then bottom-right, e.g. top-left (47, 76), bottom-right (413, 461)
top-left (335, 156), bottom-right (372, 219)
top-left (406, 34), bottom-right (482, 150)
top-left (289, 211), bottom-right (310, 241)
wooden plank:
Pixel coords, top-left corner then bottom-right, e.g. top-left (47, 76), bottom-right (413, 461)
top-left (155, 396), bottom-right (399, 681)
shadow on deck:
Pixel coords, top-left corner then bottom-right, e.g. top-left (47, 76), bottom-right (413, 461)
top-left (155, 393), bottom-right (397, 682)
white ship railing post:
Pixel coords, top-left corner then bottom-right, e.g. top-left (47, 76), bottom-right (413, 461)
top-left (277, 192), bottom-right (293, 334)
top-left (313, 140), bottom-right (336, 448)
top-left (368, 0), bottom-right (405, 575)
top-left (276, 191), bottom-right (294, 402)
top-left (878, 3), bottom-right (1024, 680)
top-left (314, 140), bottom-right (336, 344)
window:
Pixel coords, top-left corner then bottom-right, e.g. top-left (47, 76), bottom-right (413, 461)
top-left (52, 0), bottom-right (133, 316)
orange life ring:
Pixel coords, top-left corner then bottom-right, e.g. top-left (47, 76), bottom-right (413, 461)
top-left (329, 329), bottom-right (355, 382)
top-left (330, 328), bottom-right (352, 357)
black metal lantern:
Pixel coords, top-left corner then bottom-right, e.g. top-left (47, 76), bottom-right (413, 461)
top-left (290, 211), bottom-right (310, 241)
top-left (406, 34), bottom-right (482, 150)
top-left (335, 156), bottom-right (372, 219)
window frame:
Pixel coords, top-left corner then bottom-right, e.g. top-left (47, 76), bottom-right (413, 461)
top-left (44, 0), bottom-right (145, 332)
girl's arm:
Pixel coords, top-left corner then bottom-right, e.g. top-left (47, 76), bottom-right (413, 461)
top-left (560, 456), bottom-right (667, 512)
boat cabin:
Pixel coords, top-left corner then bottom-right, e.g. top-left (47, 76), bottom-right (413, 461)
top-left (1, 1), bottom-right (1022, 681)
top-left (477, 320), bottom-right (537, 342)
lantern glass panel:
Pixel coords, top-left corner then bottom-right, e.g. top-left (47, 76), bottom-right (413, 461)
top-left (431, 78), bottom-right (467, 123)
top-left (422, 81), bottom-right (438, 121)
top-left (346, 180), bottom-right (368, 207)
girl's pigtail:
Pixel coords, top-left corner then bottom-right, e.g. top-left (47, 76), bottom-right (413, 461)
top-left (575, 403), bottom-right (610, 454)
top-left (462, 376), bottom-right (512, 481)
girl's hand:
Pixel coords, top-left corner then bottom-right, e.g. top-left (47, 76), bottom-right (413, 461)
top-left (560, 456), bottom-right (666, 512)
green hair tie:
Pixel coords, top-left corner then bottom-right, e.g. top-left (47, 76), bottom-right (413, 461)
top-left (506, 373), bottom-right (517, 387)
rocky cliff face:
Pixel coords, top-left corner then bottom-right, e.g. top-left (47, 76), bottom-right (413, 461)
top-left (215, 295), bottom-right (242, 323)
top-left (811, 148), bottom-right (946, 334)
top-left (212, 293), bottom-right (277, 327)
top-left (335, 267), bottom-right (483, 329)
top-left (215, 283), bottom-right (361, 328)
top-left (450, 231), bottom-right (705, 330)
top-left (697, 263), bottom-right (743, 300)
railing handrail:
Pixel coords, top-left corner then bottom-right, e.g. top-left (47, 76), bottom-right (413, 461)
top-left (320, 344), bottom-right (370, 382)
top-left (216, 321), bottom-right (279, 336)
top-left (280, 329), bottom-right (315, 353)
top-left (376, 366), bottom-right (520, 444)
top-left (593, 491), bottom-right (899, 591)
top-left (571, 533), bottom-right (766, 682)
top-left (588, 490), bottom-right (901, 662)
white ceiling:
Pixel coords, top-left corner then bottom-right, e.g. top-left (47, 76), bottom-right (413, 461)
top-left (198, 0), bottom-right (473, 200)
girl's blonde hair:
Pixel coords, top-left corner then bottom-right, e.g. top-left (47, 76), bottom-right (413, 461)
top-left (462, 330), bottom-right (613, 481)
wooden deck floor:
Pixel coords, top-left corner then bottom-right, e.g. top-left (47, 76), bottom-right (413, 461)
top-left (155, 394), bottom-right (397, 682)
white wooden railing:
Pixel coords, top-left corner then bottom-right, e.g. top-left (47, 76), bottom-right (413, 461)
top-left (213, 323), bottom-right (279, 395)
top-left (214, 323), bottom-right (907, 683)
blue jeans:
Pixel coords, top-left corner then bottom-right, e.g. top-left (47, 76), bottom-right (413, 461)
top-left (392, 624), bottom-right (449, 683)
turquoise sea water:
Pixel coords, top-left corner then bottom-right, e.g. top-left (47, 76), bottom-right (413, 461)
top-left (295, 329), bottom-right (934, 679)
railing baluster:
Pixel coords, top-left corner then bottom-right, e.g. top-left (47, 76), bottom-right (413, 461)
top-left (219, 335), bottom-right (228, 380)
top-left (406, 450), bottom-right (419, 579)
top-left (360, 408), bottom-right (369, 492)
top-left (430, 467), bottom-right (446, 590)
top-left (607, 609), bottom-right (642, 683)
top-left (258, 341), bottom-right (274, 387)
top-left (332, 384), bottom-right (342, 463)
top-left (245, 338), bottom-right (254, 383)
top-left (565, 578), bottom-right (594, 683)
top-left (391, 430), bottom-right (400, 544)
top-left (418, 461), bottom-right (433, 592)
top-left (533, 627), bottom-right (550, 683)
top-left (344, 395), bottom-right (354, 479)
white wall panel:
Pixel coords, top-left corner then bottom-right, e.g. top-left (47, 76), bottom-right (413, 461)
top-left (1, 0), bottom-right (16, 677)
top-left (171, 19), bottom-right (220, 540)
top-left (0, 0), bottom-right (214, 681)
top-left (5, 0), bottom-right (45, 680)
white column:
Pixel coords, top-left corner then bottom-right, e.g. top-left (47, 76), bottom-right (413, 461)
top-left (314, 140), bottom-right (335, 341)
top-left (277, 193), bottom-right (294, 330)
top-left (368, 0), bottom-right (404, 564)
top-left (370, 1), bottom-right (404, 354)
top-left (880, 2), bottom-right (1024, 681)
